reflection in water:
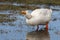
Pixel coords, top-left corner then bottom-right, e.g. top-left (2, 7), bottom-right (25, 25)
top-left (26, 30), bottom-right (50, 40)
top-left (55, 31), bottom-right (60, 35)
top-left (0, 2), bottom-right (60, 40)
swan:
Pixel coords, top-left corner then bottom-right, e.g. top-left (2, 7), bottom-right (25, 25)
top-left (21, 8), bottom-right (52, 31)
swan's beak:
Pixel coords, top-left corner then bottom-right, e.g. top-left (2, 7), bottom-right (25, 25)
top-left (21, 11), bottom-right (26, 15)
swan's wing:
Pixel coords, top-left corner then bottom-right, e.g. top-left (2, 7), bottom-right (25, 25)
top-left (40, 9), bottom-right (52, 16)
top-left (31, 9), bottom-right (52, 16)
top-left (31, 9), bottom-right (41, 14)
top-left (31, 9), bottom-right (41, 16)
top-left (45, 9), bottom-right (52, 16)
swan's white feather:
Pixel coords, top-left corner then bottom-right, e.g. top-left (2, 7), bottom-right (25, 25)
top-left (26, 8), bottom-right (52, 25)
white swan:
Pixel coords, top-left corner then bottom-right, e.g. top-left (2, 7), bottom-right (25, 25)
top-left (21, 8), bottom-right (52, 31)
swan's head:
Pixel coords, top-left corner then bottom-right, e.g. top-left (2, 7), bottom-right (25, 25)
top-left (21, 10), bottom-right (29, 15)
top-left (21, 11), bottom-right (26, 15)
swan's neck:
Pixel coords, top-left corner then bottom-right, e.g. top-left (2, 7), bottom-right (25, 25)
top-left (25, 13), bottom-right (32, 19)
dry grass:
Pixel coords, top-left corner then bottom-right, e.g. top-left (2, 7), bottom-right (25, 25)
top-left (0, 5), bottom-right (21, 10)
top-left (0, 0), bottom-right (60, 5)
top-left (0, 4), bottom-right (39, 10)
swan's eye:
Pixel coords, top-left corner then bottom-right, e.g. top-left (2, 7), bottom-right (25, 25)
top-left (21, 11), bottom-right (26, 15)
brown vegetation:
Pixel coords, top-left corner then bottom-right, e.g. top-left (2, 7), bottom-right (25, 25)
top-left (0, 0), bottom-right (60, 5)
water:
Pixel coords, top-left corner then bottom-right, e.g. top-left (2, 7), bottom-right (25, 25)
top-left (0, 2), bottom-right (60, 40)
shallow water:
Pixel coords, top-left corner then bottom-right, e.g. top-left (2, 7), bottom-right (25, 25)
top-left (0, 2), bottom-right (60, 40)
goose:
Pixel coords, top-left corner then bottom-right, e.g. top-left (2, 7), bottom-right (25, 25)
top-left (21, 8), bottom-right (52, 31)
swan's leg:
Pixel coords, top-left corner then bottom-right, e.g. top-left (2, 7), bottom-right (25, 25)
top-left (46, 22), bottom-right (48, 31)
top-left (36, 25), bottom-right (39, 31)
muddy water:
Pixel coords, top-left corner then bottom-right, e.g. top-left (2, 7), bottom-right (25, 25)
top-left (0, 2), bottom-right (60, 40)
